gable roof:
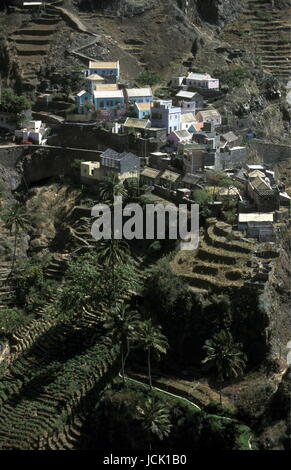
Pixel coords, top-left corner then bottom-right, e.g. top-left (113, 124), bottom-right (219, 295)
top-left (126, 88), bottom-right (153, 97)
top-left (124, 118), bottom-right (151, 129)
top-left (95, 84), bottom-right (119, 91)
top-left (77, 90), bottom-right (89, 97)
top-left (170, 129), bottom-right (192, 140)
top-left (251, 176), bottom-right (271, 190)
top-left (181, 113), bottom-right (196, 123)
top-left (86, 74), bottom-right (104, 81)
top-left (89, 61), bottom-right (119, 69)
top-left (93, 89), bottom-right (124, 99)
top-left (101, 148), bottom-right (139, 161)
top-left (221, 131), bottom-right (238, 143)
top-left (135, 102), bottom-right (152, 110)
top-left (248, 170), bottom-right (265, 179)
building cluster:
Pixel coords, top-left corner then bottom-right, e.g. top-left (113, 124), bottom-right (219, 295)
top-left (75, 60), bottom-right (290, 242)
top-left (0, 57), bottom-right (289, 243)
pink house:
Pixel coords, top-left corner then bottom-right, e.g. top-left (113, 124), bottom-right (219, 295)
top-left (186, 73), bottom-right (219, 90)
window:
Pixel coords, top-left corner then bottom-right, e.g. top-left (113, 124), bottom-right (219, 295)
top-left (100, 101), bottom-right (104, 107)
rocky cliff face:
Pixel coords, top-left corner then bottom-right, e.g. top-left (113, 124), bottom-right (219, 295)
top-left (196, 0), bottom-right (243, 27)
top-left (75, 0), bottom-right (242, 27)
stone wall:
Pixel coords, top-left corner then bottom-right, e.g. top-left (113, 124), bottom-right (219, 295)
top-left (0, 145), bottom-right (102, 187)
top-left (249, 140), bottom-right (291, 165)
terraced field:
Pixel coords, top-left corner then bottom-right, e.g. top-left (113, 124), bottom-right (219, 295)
top-left (171, 219), bottom-right (278, 293)
top-left (223, 0), bottom-right (291, 81)
top-left (0, 332), bottom-right (120, 450)
top-left (7, 1), bottom-right (65, 91)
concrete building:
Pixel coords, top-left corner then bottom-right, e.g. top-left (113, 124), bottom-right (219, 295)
top-left (125, 88), bottom-right (153, 104)
top-left (180, 112), bottom-right (197, 132)
top-left (167, 129), bottom-right (192, 148)
top-left (159, 169), bottom-right (181, 190)
top-left (238, 213), bottom-right (274, 241)
top-left (85, 61), bottom-right (120, 81)
top-left (15, 120), bottom-right (47, 144)
top-left (123, 118), bottom-right (151, 133)
top-left (140, 167), bottom-right (161, 187)
top-left (80, 161), bottom-right (102, 184)
top-left (100, 148), bottom-right (140, 181)
top-left (150, 100), bottom-right (181, 134)
top-left (134, 102), bottom-right (152, 119)
top-left (85, 74), bottom-right (105, 93)
top-left (185, 72), bottom-right (219, 90)
top-left (196, 109), bottom-right (222, 127)
top-left (175, 90), bottom-right (204, 112)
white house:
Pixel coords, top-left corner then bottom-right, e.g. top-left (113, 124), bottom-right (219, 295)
top-left (150, 100), bottom-right (181, 134)
top-left (180, 112), bottom-right (197, 132)
top-left (80, 161), bottom-right (102, 183)
top-left (15, 120), bottom-right (47, 144)
top-left (238, 213), bottom-right (274, 241)
top-left (171, 76), bottom-right (186, 88)
top-left (186, 73), bottom-right (219, 90)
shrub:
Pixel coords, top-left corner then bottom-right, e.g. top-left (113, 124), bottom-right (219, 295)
top-left (136, 71), bottom-right (161, 86)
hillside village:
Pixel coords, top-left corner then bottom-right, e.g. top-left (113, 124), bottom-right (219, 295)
top-left (0, 0), bottom-right (290, 454)
top-left (2, 56), bottom-right (289, 244)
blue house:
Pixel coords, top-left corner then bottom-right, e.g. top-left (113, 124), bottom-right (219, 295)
top-left (125, 88), bottom-right (153, 104)
top-left (150, 100), bottom-right (181, 134)
top-left (93, 89), bottom-right (124, 109)
top-left (134, 102), bottom-right (152, 119)
top-left (85, 61), bottom-right (120, 81)
top-left (75, 90), bottom-right (94, 114)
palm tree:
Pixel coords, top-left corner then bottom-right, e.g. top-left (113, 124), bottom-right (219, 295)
top-left (95, 238), bottom-right (132, 309)
top-left (136, 319), bottom-right (169, 389)
top-left (103, 303), bottom-right (141, 383)
top-left (202, 329), bottom-right (246, 404)
top-left (136, 397), bottom-right (172, 450)
top-left (0, 202), bottom-right (30, 276)
top-left (95, 238), bottom-right (130, 267)
top-left (99, 172), bottom-right (128, 204)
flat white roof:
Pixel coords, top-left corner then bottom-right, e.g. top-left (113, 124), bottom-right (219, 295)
top-left (246, 164), bottom-right (265, 170)
top-left (187, 72), bottom-right (216, 80)
top-left (81, 161), bottom-right (100, 167)
top-left (238, 213), bottom-right (274, 223)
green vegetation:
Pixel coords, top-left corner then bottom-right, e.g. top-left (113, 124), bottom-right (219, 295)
top-left (217, 66), bottom-right (251, 88)
top-left (136, 71), bottom-right (161, 86)
top-left (0, 202), bottom-right (31, 275)
top-left (0, 88), bottom-right (31, 114)
top-left (0, 308), bottom-right (32, 340)
top-left (202, 330), bottom-right (247, 404)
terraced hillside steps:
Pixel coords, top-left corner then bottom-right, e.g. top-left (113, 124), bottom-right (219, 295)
top-left (224, 0), bottom-right (291, 80)
top-left (171, 218), bottom-right (279, 293)
top-left (8, 3), bottom-right (64, 91)
top-left (0, 339), bottom-right (120, 450)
